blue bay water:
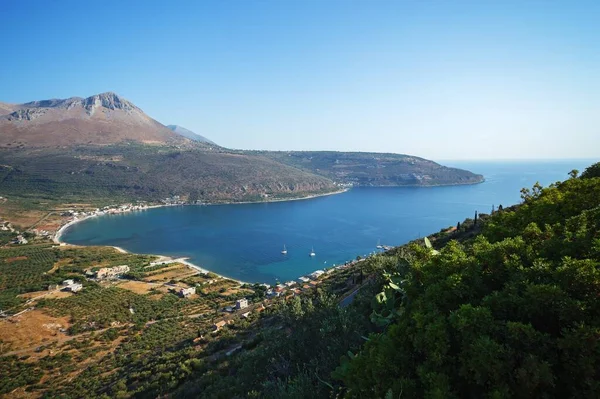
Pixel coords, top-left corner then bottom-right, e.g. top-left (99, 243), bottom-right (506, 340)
top-left (62, 160), bottom-right (594, 283)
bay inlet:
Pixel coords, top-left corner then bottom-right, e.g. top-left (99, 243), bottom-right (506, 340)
top-left (60, 160), bottom-right (592, 283)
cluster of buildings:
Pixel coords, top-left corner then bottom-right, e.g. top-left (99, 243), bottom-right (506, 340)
top-left (265, 268), bottom-right (338, 298)
top-left (30, 228), bottom-right (50, 238)
top-left (162, 196), bottom-right (185, 205)
top-left (213, 303), bottom-right (265, 332)
top-left (60, 203), bottom-right (150, 222)
top-left (96, 265), bottom-right (130, 279)
top-left (209, 258), bottom-right (371, 336)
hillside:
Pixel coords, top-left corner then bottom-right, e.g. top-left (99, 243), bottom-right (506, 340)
top-left (254, 150), bottom-right (484, 186)
top-left (0, 102), bottom-right (15, 116)
top-left (167, 125), bottom-right (216, 145)
top-left (0, 144), bottom-right (337, 203)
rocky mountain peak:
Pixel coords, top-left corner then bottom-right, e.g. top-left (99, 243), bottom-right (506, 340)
top-left (83, 92), bottom-right (137, 114)
top-left (0, 91), bottom-right (185, 147)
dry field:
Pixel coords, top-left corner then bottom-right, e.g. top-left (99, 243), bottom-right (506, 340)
top-left (4, 256), bottom-right (28, 263)
top-left (0, 204), bottom-right (46, 230)
top-left (48, 257), bottom-right (72, 273)
top-left (18, 290), bottom-right (73, 300)
top-left (0, 310), bottom-right (71, 354)
top-left (117, 280), bottom-right (160, 295)
top-left (143, 264), bottom-right (198, 282)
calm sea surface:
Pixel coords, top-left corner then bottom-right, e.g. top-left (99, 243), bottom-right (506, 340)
top-left (62, 160), bottom-right (594, 283)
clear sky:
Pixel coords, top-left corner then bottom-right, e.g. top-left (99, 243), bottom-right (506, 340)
top-left (1, 0), bottom-right (599, 160)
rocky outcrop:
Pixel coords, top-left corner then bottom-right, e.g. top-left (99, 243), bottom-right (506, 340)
top-left (7, 108), bottom-right (47, 121)
top-left (82, 92), bottom-right (137, 114)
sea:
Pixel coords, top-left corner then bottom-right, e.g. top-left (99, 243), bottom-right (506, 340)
top-left (61, 160), bottom-right (594, 284)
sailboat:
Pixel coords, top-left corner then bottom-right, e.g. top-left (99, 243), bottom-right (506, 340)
top-left (281, 245), bottom-right (287, 255)
top-left (376, 239), bottom-right (383, 249)
top-left (309, 247), bottom-right (316, 257)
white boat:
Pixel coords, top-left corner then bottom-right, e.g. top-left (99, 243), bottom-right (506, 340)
top-left (309, 247), bottom-right (316, 257)
top-left (281, 245), bottom-right (287, 255)
top-left (376, 239), bottom-right (383, 249)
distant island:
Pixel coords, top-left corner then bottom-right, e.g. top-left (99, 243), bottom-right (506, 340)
top-left (0, 92), bottom-right (483, 206)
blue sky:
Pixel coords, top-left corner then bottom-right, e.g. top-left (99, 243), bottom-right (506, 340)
top-left (1, 0), bottom-right (599, 160)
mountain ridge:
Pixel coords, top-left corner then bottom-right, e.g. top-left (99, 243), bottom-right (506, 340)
top-left (252, 150), bottom-right (484, 186)
top-left (167, 124), bottom-right (216, 145)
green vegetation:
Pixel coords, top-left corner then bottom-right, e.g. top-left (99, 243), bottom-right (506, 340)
top-left (0, 245), bottom-right (155, 310)
top-left (0, 145), bottom-right (484, 208)
top-left (40, 287), bottom-right (183, 331)
top-left (0, 245), bottom-right (58, 309)
top-left (0, 356), bottom-right (43, 394)
top-left (338, 162), bottom-right (600, 398)
top-left (253, 150), bottom-right (484, 186)
top-left (0, 144), bottom-right (337, 204)
top-left (1, 162), bottom-right (598, 398)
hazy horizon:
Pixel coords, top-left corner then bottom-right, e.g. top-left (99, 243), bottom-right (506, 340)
top-left (2, 0), bottom-right (599, 160)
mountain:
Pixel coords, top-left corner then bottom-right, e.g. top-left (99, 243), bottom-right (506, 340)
top-left (0, 92), bottom-right (338, 203)
top-left (167, 125), bottom-right (216, 145)
top-left (0, 92), bottom-right (187, 147)
top-left (0, 102), bottom-right (16, 115)
top-left (0, 92), bottom-right (483, 205)
top-left (253, 150), bottom-right (484, 186)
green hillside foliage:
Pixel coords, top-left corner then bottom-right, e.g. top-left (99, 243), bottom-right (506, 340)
top-left (338, 162), bottom-right (600, 398)
top-left (2, 163), bottom-right (598, 398)
top-left (253, 150), bottom-right (484, 186)
top-left (0, 145), bottom-right (337, 203)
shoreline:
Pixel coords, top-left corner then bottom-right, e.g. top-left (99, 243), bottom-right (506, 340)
top-left (112, 246), bottom-right (248, 285)
top-left (199, 187), bottom-right (350, 206)
top-left (53, 188), bottom-right (350, 284)
top-left (51, 181), bottom-right (480, 284)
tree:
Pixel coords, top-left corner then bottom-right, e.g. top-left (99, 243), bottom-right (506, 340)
top-left (568, 169), bottom-right (579, 179)
top-left (581, 162), bottom-right (600, 179)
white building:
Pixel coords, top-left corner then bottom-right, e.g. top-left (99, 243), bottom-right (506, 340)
top-left (62, 279), bottom-right (75, 286)
top-left (15, 235), bottom-right (28, 245)
top-left (179, 287), bottom-right (196, 297)
top-left (309, 270), bottom-right (325, 280)
top-left (64, 283), bottom-right (83, 292)
top-left (235, 298), bottom-right (248, 310)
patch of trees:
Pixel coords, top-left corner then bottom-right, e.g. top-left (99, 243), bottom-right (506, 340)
top-left (337, 162), bottom-right (600, 398)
